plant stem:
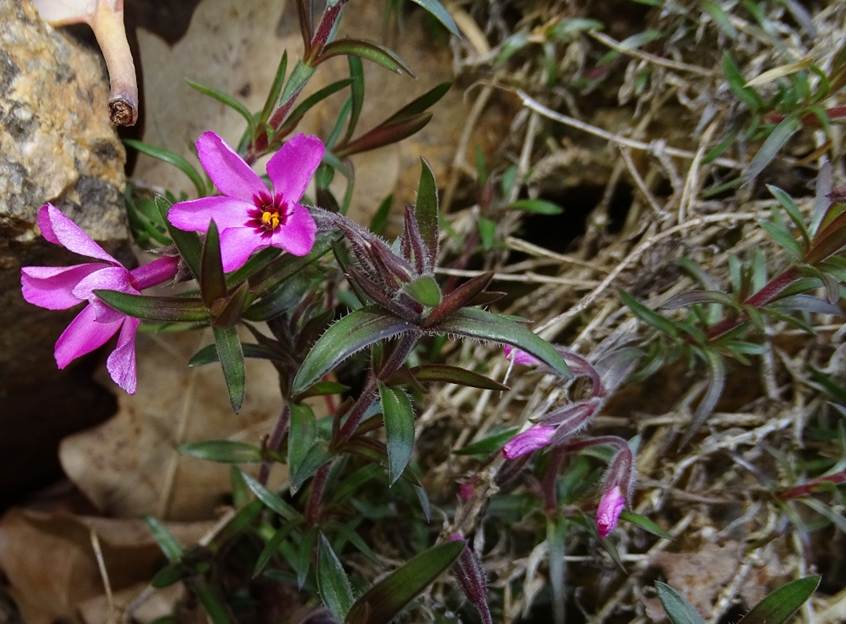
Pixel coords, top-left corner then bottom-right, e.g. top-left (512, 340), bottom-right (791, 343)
top-left (305, 463), bottom-right (331, 525)
top-left (707, 267), bottom-right (800, 340)
top-left (258, 403), bottom-right (291, 486)
top-left (778, 469), bottom-right (846, 500)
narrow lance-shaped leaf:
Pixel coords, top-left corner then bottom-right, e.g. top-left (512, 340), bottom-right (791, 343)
top-left (379, 383), bottom-right (415, 486)
top-left (240, 471), bottom-right (301, 521)
top-left (335, 112), bottom-right (433, 157)
top-left (179, 440), bottom-right (263, 463)
top-left (213, 325), bottom-right (245, 413)
top-left (416, 158), bottom-right (439, 267)
top-left (547, 514), bottom-right (566, 624)
top-left (346, 540), bottom-right (465, 624)
top-left (125, 139), bottom-right (207, 196)
top-left (189, 342), bottom-right (283, 367)
top-left (144, 516), bottom-right (183, 562)
top-left (745, 116), bottom-right (801, 182)
top-left (737, 576), bottom-right (820, 624)
top-left (407, 364), bottom-right (508, 391)
top-left (288, 403), bottom-right (317, 480)
top-left (345, 55), bottom-right (365, 143)
top-left (187, 80), bottom-right (254, 135)
top-left (292, 307), bottom-right (413, 395)
top-left (201, 221), bottom-right (228, 308)
top-left (94, 290), bottom-right (208, 322)
top-left (156, 195), bottom-right (202, 278)
top-left (433, 307), bottom-right (571, 378)
top-left (319, 38), bottom-right (414, 76)
top-left (679, 350), bottom-right (725, 448)
top-left (258, 51), bottom-right (288, 127)
top-left (317, 534), bottom-right (355, 621)
top-left (409, 0), bottom-right (460, 37)
top-left (655, 582), bottom-right (705, 624)
top-left (383, 82), bottom-right (451, 125)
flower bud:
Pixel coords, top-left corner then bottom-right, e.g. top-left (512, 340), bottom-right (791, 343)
top-left (501, 425), bottom-right (555, 460)
top-left (595, 485), bottom-right (625, 538)
top-left (503, 345), bottom-right (539, 367)
top-left (449, 534), bottom-right (492, 624)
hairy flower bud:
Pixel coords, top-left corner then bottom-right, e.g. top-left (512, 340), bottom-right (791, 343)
top-left (449, 534), bottom-right (492, 624)
top-left (502, 425), bottom-right (555, 460)
top-left (595, 485), bottom-right (625, 538)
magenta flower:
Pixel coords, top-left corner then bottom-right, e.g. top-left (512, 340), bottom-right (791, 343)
top-left (503, 344), bottom-right (540, 367)
top-left (595, 485), bottom-right (625, 538)
top-left (20, 204), bottom-right (178, 393)
top-left (168, 131), bottom-right (324, 272)
top-left (502, 424), bottom-right (556, 460)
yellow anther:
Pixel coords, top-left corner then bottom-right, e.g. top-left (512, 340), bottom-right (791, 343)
top-left (260, 211), bottom-right (281, 230)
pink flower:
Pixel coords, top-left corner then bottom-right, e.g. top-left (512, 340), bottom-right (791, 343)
top-left (503, 345), bottom-right (540, 367)
top-left (595, 485), bottom-right (625, 538)
top-left (21, 204), bottom-right (178, 393)
top-left (168, 131), bottom-right (324, 272)
top-left (501, 424), bottom-right (556, 460)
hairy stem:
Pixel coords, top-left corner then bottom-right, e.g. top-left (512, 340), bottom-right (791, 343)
top-left (258, 402), bottom-right (291, 486)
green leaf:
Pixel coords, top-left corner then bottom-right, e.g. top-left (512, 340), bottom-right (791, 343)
top-left (144, 516), bottom-right (183, 562)
top-left (94, 290), bottom-right (208, 322)
top-left (478, 216), bottom-right (496, 250)
top-left (124, 139), bottom-right (207, 196)
top-left (655, 582), bottom-right (705, 624)
top-left (509, 199), bottom-right (563, 215)
top-left (409, 364), bottom-right (508, 391)
top-left (760, 219), bottom-right (803, 259)
top-left (201, 221), bottom-right (227, 307)
top-left (277, 79), bottom-right (353, 137)
top-left (383, 82), bottom-right (451, 126)
top-left (738, 576), bottom-right (820, 624)
top-left (288, 403), bottom-right (317, 480)
top-left (258, 51), bottom-right (288, 127)
top-left (317, 534), bottom-right (355, 621)
top-left (345, 55), bottom-right (365, 143)
top-left (188, 342), bottom-right (282, 367)
top-left (253, 524), bottom-right (292, 578)
top-left (336, 112), bottom-right (433, 157)
top-left (370, 194), bottom-right (392, 235)
top-left (298, 380), bottom-right (350, 399)
top-left (187, 80), bottom-right (254, 134)
top-left (434, 307), bottom-right (571, 378)
top-left (179, 440), bottom-right (263, 463)
top-left (408, 0), bottom-right (460, 37)
top-left (551, 18), bottom-right (604, 39)
top-left (213, 325), bottom-right (245, 413)
top-left (746, 116), bottom-right (801, 182)
top-left (346, 540), bottom-right (465, 623)
top-left (151, 561), bottom-right (191, 588)
top-left (290, 443), bottom-right (330, 494)
top-left (546, 514), bottom-right (567, 624)
top-left (155, 196), bottom-right (202, 278)
top-left (320, 39), bottom-right (413, 76)
top-left (292, 307), bottom-right (413, 395)
top-left (453, 427), bottom-right (520, 456)
top-left (620, 510), bottom-right (672, 539)
top-left (415, 158), bottom-right (439, 265)
top-left (403, 275), bottom-right (442, 306)
top-left (703, 1), bottom-right (738, 38)
top-left (240, 471), bottom-right (301, 521)
top-left (379, 383), bottom-right (415, 486)
top-left (767, 185), bottom-right (810, 249)
top-left (619, 290), bottom-right (681, 338)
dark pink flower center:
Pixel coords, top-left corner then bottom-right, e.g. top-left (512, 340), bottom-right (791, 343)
top-left (247, 191), bottom-right (288, 237)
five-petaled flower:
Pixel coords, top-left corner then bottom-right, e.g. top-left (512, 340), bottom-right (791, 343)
top-left (20, 204), bottom-right (178, 393)
top-left (168, 131), bottom-right (324, 272)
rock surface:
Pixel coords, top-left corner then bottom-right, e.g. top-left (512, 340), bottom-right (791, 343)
top-left (0, 1), bottom-right (127, 502)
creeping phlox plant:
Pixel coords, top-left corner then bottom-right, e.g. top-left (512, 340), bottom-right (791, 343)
top-left (17, 4), bottom-right (647, 621)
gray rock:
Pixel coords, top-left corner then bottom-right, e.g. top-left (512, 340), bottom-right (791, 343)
top-left (0, 0), bottom-right (127, 502)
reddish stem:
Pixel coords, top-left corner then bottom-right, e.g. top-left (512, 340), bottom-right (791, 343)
top-left (305, 463), bottom-right (331, 525)
top-left (258, 403), bottom-right (291, 486)
top-left (706, 267), bottom-right (800, 341)
top-left (778, 469), bottom-right (846, 500)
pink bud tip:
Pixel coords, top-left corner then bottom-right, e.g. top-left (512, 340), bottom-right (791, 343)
top-left (503, 345), bottom-right (540, 367)
top-left (596, 485), bottom-right (625, 538)
top-left (501, 425), bottom-right (555, 460)
top-left (458, 481), bottom-right (475, 502)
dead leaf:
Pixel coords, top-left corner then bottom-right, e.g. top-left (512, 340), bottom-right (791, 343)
top-left (60, 331), bottom-right (285, 521)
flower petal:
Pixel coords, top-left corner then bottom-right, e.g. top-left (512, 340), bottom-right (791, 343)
top-left (196, 131), bottom-right (266, 201)
top-left (504, 345), bottom-right (540, 367)
top-left (54, 304), bottom-right (122, 369)
top-left (107, 317), bottom-right (140, 394)
top-left (220, 226), bottom-right (267, 272)
top-left (72, 266), bottom-right (136, 322)
top-left (21, 263), bottom-right (105, 310)
top-left (501, 425), bottom-right (555, 460)
top-left (37, 204), bottom-right (118, 264)
top-left (266, 133), bottom-right (324, 203)
top-left (167, 196), bottom-right (253, 233)
top-left (272, 203), bottom-right (316, 256)
top-left (596, 486), bottom-right (625, 538)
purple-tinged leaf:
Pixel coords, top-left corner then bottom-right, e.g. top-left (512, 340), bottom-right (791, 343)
top-left (434, 308), bottom-right (571, 378)
top-left (774, 294), bottom-right (844, 316)
top-left (212, 280), bottom-right (249, 327)
top-left (806, 210), bottom-right (846, 264)
top-left (336, 113), bottom-right (433, 157)
top-left (812, 161), bottom-right (832, 235)
top-left (451, 536), bottom-right (492, 624)
top-left (292, 307), bottom-right (413, 395)
top-left (403, 204), bottom-right (427, 274)
top-left (383, 82), bottom-right (451, 126)
top-left (424, 272), bottom-right (493, 327)
top-left (407, 364), bottom-right (509, 391)
top-left (346, 541), bottom-right (465, 624)
top-left (94, 290), bottom-right (208, 322)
